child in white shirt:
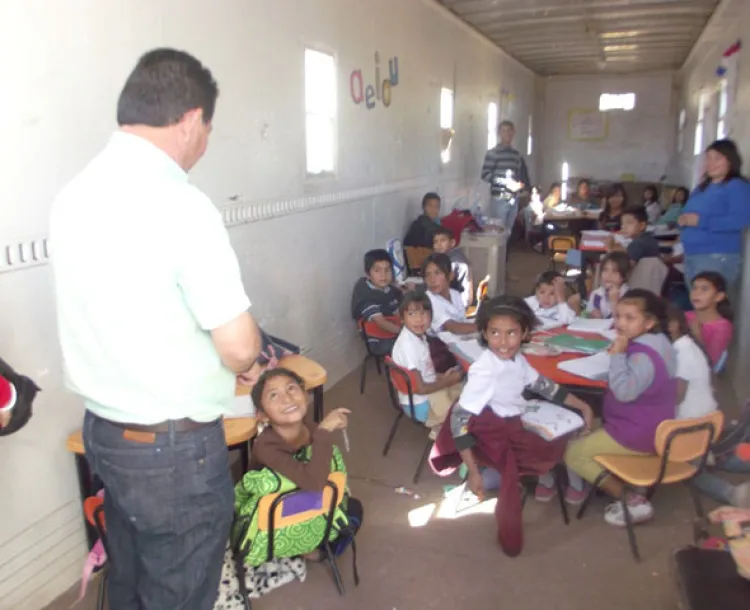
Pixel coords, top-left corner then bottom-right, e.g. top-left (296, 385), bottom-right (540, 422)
top-left (391, 292), bottom-right (464, 435)
top-left (586, 252), bottom-right (630, 319)
top-left (525, 271), bottom-right (576, 328)
top-left (423, 253), bottom-right (476, 337)
top-left (666, 304), bottom-right (717, 419)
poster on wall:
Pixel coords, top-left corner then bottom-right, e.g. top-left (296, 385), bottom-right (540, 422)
top-left (568, 109), bottom-right (608, 141)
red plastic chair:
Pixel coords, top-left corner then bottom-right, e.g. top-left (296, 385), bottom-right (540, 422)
top-left (82, 496), bottom-right (109, 610)
top-left (383, 356), bottom-right (433, 484)
top-left (357, 317), bottom-right (400, 394)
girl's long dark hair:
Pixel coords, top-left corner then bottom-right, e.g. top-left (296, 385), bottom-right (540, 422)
top-left (693, 271), bottom-right (733, 322)
top-left (698, 139), bottom-right (746, 191)
top-left (602, 183), bottom-right (628, 218)
top-left (671, 186), bottom-right (689, 205)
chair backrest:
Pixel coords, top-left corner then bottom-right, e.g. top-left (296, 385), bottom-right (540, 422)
top-left (404, 246), bottom-right (432, 274)
top-left (386, 238), bottom-right (407, 283)
top-left (548, 235), bottom-right (576, 252)
top-left (655, 411), bottom-right (724, 463)
top-left (384, 356), bottom-right (420, 418)
top-left (358, 316), bottom-right (401, 341)
top-left (629, 257), bottom-right (669, 295)
top-left (476, 276), bottom-right (489, 303)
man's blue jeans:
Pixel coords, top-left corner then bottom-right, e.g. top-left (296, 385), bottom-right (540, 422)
top-left (692, 454), bottom-right (750, 506)
top-left (489, 196), bottom-right (518, 232)
top-left (83, 411), bottom-right (234, 610)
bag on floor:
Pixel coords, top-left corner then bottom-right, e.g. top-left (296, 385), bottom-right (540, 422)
top-left (0, 357), bottom-right (41, 436)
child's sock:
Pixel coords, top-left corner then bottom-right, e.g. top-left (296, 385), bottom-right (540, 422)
top-left (567, 470), bottom-right (585, 492)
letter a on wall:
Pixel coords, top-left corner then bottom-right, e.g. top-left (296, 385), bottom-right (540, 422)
top-left (350, 70), bottom-right (364, 104)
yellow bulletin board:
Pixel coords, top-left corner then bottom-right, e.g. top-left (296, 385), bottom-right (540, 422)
top-left (568, 108), bottom-right (608, 141)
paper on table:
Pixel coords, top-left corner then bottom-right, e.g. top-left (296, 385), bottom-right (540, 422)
top-left (440, 332), bottom-right (484, 364)
top-left (557, 352), bottom-right (610, 381)
top-left (581, 239), bottom-right (606, 248)
top-left (567, 317), bottom-right (614, 332)
top-left (521, 400), bottom-right (585, 441)
top-left (582, 230), bottom-right (611, 238)
top-left (225, 395), bottom-right (256, 419)
top-left (598, 329), bottom-right (618, 341)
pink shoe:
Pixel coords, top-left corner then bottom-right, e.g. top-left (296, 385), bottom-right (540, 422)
top-left (535, 483), bottom-right (557, 503)
top-left (564, 485), bottom-right (588, 506)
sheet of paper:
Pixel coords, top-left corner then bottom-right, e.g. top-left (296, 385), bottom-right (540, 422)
top-left (442, 334), bottom-right (484, 364)
top-left (521, 400), bottom-right (585, 441)
top-left (225, 395), bottom-right (256, 419)
top-left (582, 230), bottom-right (611, 238)
top-left (567, 317), bottom-right (614, 333)
top-left (581, 239), bottom-right (606, 248)
top-left (557, 352), bottom-right (611, 380)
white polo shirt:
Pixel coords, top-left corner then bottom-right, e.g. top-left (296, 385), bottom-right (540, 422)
top-left (674, 336), bottom-right (717, 419)
top-left (50, 132), bottom-right (250, 424)
top-left (524, 295), bottom-right (576, 328)
top-left (427, 289), bottom-right (466, 335)
top-left (459, 349), bottom-right (539, 418)
top-left (391, 328), bottom-right (436, 405)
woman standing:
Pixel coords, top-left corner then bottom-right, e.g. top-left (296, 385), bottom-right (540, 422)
top-left (679, 139), bottom-right (750, 291)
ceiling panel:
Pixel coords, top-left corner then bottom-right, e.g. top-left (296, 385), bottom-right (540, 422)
top-left (438, 0), bottom-right (720, 75)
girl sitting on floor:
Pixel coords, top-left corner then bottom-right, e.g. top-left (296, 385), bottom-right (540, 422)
top-left (565, 289), bottom-right (677, 527)
top-left (687, 271), bottom-right (733, 370)
top-left (430, 296), bottom-right (594, 556)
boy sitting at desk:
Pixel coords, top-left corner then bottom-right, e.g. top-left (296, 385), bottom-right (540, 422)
top-left (610, 205), bottom-right (661, 265)
top-left (351, 249), bottom-right (403, 354)
top-left (404, 192), bottom-right (442, 248)
top-left (432, 226), bottom-right (473, 308)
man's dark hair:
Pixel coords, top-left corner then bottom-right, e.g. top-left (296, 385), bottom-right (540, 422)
top-left (364, 249), bottom-right (393, 274)
top-left (251, 368), bottom-right (306, 414)
top-left (399, 291), bottom-right (432, 317)
top-left (117, 48), bottom-right (219, 127)
top-left (621, 205), bottom-right (648, 225)
top-left (421, 192), bottom-right (441, 209)
top-left (498, 120), bottom-right (515, 130)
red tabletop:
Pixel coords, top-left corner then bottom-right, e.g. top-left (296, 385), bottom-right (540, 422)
top-left (525, 327), bottom-right (608, 389)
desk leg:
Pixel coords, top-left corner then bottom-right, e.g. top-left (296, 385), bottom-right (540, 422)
top-left (74, 453), bottom-right (99, 550)
top-left (313, 386), bottom-right (324, 423)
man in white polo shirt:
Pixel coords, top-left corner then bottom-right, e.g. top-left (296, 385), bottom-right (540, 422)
top-left (50, 49), bottom-right (261, 610)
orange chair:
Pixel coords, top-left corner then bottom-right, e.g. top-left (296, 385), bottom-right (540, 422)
top-left (466, 276), bottom-right (489, 318)
top-left (357, 317), bottom-right (400, 394)
top-left (404, 246), bottom-right (432, 276)
top-left (547, 235), bottom-right (577, 272)
top-left (383, 357), bottom-right (433, 484)
top-left (577, 411), bottom-right (724, 562)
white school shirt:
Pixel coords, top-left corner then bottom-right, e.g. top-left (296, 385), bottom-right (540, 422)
top-left (50, 132), bottom-right (250, 424)
top-left (524, 295), bottom-right (576, 328)
top-left (674, 336), bottom-right (717, 419)
top-left (391, 328), bottom-right (436, 405)
top-left (427, 289), bottom-right (467, 335)
top-left (585, 283), bottom-right (630, 319)
top-left (459, 349), bottom-right (539, 418)
top-left (645, 202), bottom-right (662, 225)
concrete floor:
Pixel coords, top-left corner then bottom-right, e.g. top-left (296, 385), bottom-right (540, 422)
top-left (44, 246), bottom-right (738, 610)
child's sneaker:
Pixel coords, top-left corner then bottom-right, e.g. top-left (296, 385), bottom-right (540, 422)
top-left (534, 483), bottom-right (557, 503)
top-left (603, 496), bottom-right (654, 527)
top-left (564, 485), bottom-right (588, 506)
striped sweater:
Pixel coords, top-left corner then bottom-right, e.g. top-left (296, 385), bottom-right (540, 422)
top-left (481, 145), bottom-right (530, 197)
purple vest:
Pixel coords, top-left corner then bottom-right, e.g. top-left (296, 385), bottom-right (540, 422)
top-left (604, 341), bottom-right (676, 453)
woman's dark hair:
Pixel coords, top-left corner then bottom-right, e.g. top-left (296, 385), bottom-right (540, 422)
top-left (600, 251), bottom-right (631, 281)
top-left (666, 303), bottom-right (713, 370)
top-left (602, 183), bottom-right (628, 218)
top-left (643, 185), bottom-right (658, 202)
top-left (620, 288), bottom-right (669, 334)
top-left (421, 192), bottom-right (441, 209)
top-left (251, 367), bottom-right (306, 413)
top-left (477, 295), bottom-right (538, 346)
top-left (399, 290), bottom-right (432, 317)
top-left (692, 271), bottom-right (733, 322)
top-left (671, 186), bottom-right (690, 205)
top-left (698, 139), bottom-right (745, 191)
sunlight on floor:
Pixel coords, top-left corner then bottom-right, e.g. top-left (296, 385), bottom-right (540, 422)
top-left (407, 485), bottom-right (498, 527)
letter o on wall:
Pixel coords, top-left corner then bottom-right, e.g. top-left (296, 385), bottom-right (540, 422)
top-left (382, 80), bottom-right (392, 107)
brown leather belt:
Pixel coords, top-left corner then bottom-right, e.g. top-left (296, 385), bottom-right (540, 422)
top-left (108, 417), bottom-right (216, 434)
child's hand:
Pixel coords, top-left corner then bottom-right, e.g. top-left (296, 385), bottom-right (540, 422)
top-left (553, 276), bottom-right (566, 303)
top-left (467, 470), bottom-right (485, 502)
top-left (441, 367), bottom-right (463, 385)
top-left (319, 408), bottom-right (351, 432)
top-left (689, 317), bottom-right (702, 338)
top-left (589, 309), bottom-right (603, 320)
top-left (608, 334), bottom-right (629, 355)
top-left (579, 404), bottom-right (594, 432)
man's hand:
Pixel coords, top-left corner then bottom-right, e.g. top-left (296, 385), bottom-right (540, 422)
top-left (319, 408), bottom-right (351, 432)
top-left (0, 409), bottom-right (12, 429)
top-left (237, 361), bottom-right (264, 387)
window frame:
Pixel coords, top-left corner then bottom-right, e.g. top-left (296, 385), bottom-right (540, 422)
top-left (440, 87), bottom-right (454, 164)
top-left (304, 46), bottom-right (338, 178)
top-left (598, 92), bottom-right (636, 112)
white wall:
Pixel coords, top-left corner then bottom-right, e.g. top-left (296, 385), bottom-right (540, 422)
top-left (0, 1), bottom-right (538, 607)
top-left (539, 73), bottom-right (676, 189)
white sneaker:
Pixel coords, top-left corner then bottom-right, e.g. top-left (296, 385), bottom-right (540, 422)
top-left (603, 497), bottom-right (654, 527)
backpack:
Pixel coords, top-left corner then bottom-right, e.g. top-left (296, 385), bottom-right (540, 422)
top-left (0, 357), bottom-right (41, 436)
top-left (233, 445), bottom-right (350, 567)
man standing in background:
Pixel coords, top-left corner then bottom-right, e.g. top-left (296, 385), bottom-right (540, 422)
top-left (481, 120), bottom-right (530, 232)
top-left (51, 49), bottom-right (261, 609)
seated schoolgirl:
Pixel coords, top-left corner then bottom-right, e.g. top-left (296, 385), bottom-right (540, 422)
top-left (583, 252), bottom-right (630, 319)
top-left (687, 271), bottom-right (733, 370)
top-left (598, 183), bottom-right (627, 232)
top-left (431, 296), bottom-right (594, 555)
top-left (525, 270), bottom-right (576, 328)
top-left (565, 289), bottom-right (677, 527)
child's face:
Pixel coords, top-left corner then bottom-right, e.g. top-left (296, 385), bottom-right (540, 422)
top-left (424, 262), bottom-right (451, 295)
top-left (620, 213), bottom-right (645, 239)
top-left (424, 198), bottom-right (441, 220)
top-left (535, 282), bottom-right (558, 309)
top-left (690, 278), bottom-right (725, 312)
top-left (432, 234), bottom-right (454, 254)
top-left (259, 375), bottom-right (308, 426)
top-left (402, 303), bottom-right (431, 336)
top-left (368, 260), bottom-right (393, 288)
top-left (674, 190), bottom-right (687, 204)
top-left (614, 300), bottom-right (654, 339)
top-left (484, 314), bottom-right (525, 360)
top-left (608, 192), bottom-right (625, 211)
top-left (600, 261), bottom-right (624, 290)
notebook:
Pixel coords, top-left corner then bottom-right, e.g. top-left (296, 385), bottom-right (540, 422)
top-left (566, 318), bottom-right (614, 333)
top-left (521, 400), bottom-right (585, 441)
top-left (557, 352), bottom-right (611, 381)
top-left (544, 333), bottom-right (610, 354)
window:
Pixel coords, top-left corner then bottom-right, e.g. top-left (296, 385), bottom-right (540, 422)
top-left (487, 102), bottom-right (498, 150)
top-left (677, 108), bottom-right (686, 153)
top-left (440, 87), bottom-right (454, 163)
top-left (599, 93), bottom-right (636, 111)
top-left (561, 162), bottom-right (569, 201)
top-left (694, 93), bottom-right (706, 156)
top-left (527, 114), bottom-right (533, 156)
top-left (717, 79), bottom-right (728, 139)
top-left (304, 48), bottom-right (336, 175)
